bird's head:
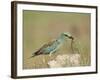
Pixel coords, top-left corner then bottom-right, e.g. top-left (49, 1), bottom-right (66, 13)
top-left (61, 32), bottom-right (74, 40)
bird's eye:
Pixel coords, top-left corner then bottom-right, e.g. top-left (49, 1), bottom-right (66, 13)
top-left (64, 34), bottom-right (68, 37)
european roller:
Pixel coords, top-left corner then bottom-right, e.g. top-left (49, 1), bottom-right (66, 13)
top-left (30, 32), bottom-right (74, 58)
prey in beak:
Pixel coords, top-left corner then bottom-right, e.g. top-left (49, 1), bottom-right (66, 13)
top-left (64, 34), bottom-right (74, 40)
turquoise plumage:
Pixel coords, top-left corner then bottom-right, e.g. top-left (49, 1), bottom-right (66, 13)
top-left (31, 32), bottom-right (74, 58)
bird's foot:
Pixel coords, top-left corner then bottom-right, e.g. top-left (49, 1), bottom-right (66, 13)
top-left (49, 53), bottom-right (52, 57)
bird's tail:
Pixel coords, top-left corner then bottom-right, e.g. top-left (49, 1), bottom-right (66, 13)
top-left (28, 51), bottom-right (41, 59)
top-left (28, 49), bottom-right (42, 59)
top-left (28, 53), bottom-right (36, 59)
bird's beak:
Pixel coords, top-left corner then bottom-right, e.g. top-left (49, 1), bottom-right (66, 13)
top-left (65, 34), bottom-right (74, 40)
top-left (68, 36), bottom-right (74, 40)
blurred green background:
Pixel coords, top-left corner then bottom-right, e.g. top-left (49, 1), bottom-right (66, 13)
top-left (23, 10), bottom-right (91, 69)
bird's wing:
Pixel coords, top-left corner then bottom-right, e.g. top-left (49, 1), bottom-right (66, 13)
top-left (32, 40), bottom-right (56, 56)
top-left (45, 40), bottom-right (56, 47)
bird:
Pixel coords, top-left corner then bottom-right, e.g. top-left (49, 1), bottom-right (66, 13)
top-left (30, 32), bottom-right (74, 58)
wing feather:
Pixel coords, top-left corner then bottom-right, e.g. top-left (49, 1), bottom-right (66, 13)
top-left (32, 40), bottom-right (56, 56)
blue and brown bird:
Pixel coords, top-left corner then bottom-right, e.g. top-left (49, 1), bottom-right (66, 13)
top-left (30, 32), bottom-right (74, 58)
